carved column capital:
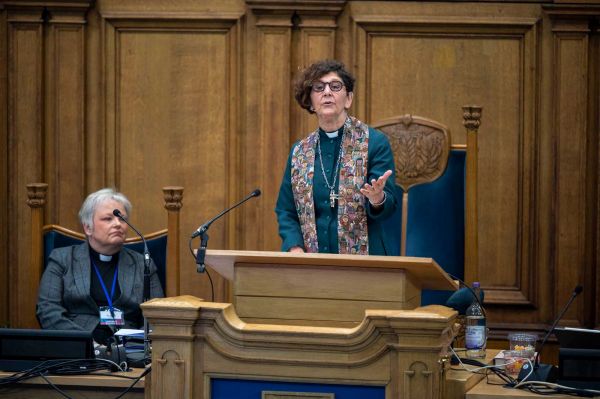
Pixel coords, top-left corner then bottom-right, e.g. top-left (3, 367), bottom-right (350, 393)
top-left (3, 1), bottom-right (93, 23)
top-left (462, 105), bottom-right (483, 132)
top-left (163, 186), bottom-right (184, 212)
top-left (246, 0), bottom-right (346, 15)
top-left (26, 183), bottom-right (48, 208)
top-left (543, 4), bottom-right (600, 32)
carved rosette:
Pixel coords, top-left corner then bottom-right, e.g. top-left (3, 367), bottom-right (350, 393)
top-left (379, 116), bottom-right (450, 192)
top-left (163, 186), bottom-right (184, 211)
top-left (26, 183), bottom-right (49, 208)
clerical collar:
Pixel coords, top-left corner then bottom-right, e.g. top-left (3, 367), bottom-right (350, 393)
top-left (319, 125), bottom-right (344, 138)
top-left (89, 245), bottom-right (119, 265)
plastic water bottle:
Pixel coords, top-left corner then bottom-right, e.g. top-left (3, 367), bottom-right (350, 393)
top-left (465, 282), bottom-right (486, 358)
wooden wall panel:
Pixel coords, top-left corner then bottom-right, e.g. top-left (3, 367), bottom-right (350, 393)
top-left (349, 4), bottom-right (541, 310)
top-left (44, 15), bottom-right (87, 229)
top-left (553, 18), bottom-right (591, 327)
top-left (250, 11), bottom-right (293, 252)
top-left (102, 13), bottom-right (243, 302)
top-left (0, 0), bottom-right (598, 345)
top-left (593, 25), bottom-right (600, 331)
top-left (7, 10), bottom-right (44, 328)
top-left (0, 6), bottom-right (7, 327)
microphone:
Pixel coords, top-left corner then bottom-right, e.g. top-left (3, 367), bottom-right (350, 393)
top-left (518, 284), bottom-right (583, 383)
top-left (113, 208), bottom-right (152, 360)
top-left (113, 209), bottom-right (151, 300)
top-left (191, 189), bottom-right (261, 273)
top-left (445, 287), bottom-right (485, 315)
top-left (191, 189), bottom-right (261, 239)
top-left (445, 274), bottom-right (486, 317)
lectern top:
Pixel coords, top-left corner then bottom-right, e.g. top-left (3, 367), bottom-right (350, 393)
top-left (204, 249), bottom-right (458, 291)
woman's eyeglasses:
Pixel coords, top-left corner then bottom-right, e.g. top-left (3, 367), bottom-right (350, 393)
top-left (311, 80), bottom-right (344, 93)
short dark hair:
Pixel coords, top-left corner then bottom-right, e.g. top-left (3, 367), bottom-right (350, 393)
top-left (293, 59), bottom-right (355, 114)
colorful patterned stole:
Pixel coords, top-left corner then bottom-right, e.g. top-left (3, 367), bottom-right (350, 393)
top-left (290, 116), bottom-right (369, 254)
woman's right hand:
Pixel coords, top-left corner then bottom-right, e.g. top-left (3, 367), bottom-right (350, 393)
top-left (289, 246), bottom-right (305, 253)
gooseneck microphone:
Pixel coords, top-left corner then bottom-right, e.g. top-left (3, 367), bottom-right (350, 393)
top-left (191, 189), bottom-right (261, 239)
top-left (191, 189), bottom-right (261, 273)
top-left (518, 284), bottom-right (583, 383)
top-left (112, 208), bottom-right (152, 360)
top-left (535, 285), bottom-right (583, 365)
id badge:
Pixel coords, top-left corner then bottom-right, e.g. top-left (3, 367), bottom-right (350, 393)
top-left (99, 306), bottom-right (124, 326)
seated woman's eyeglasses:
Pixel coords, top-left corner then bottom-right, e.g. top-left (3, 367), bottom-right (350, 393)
top-left (312, 80), bottom-right (344, 93)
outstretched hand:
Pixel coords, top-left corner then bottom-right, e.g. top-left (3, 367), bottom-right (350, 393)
top-left (360, 169), bottom-right (392, 207)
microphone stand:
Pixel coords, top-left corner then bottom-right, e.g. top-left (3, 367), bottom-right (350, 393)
top-left (518, 285), bottom-right (583, 383)
top-left (113, 209), bottom-right (152, 363)
top-left (142, 248), bottom-right (151, 361)
top-left (196, 231), bottom-right (209, 273)
top-left (191, 189), bottom-right (261, 274)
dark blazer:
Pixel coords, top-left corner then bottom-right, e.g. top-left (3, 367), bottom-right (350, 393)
top-left (37, 242), bottom-right (164, 331)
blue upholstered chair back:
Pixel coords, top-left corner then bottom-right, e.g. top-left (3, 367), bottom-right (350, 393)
top-left (374, 115), bottom-right (467, 307)
top-left (43, 226), bottom-right (168, 292)
top-left (381, 150), bottom-right (465, 305)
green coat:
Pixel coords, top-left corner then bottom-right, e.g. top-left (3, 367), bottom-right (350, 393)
top-left (275, 125), bottom-right (399, 255)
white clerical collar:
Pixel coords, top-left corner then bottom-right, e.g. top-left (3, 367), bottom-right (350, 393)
top-left (99, 254), bottom-right (113, 262)
top-left (324, 130), bottom-right (338, 138)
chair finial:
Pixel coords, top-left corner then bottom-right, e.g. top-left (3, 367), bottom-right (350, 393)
top-left (163, 186), bottom-right (184, 211)
top-left (462, 105), bottom-right (482, 131)
top-left (26, 183), bottom-right (49, 208)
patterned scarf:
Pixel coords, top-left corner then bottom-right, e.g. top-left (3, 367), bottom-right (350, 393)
top-left (290, 116), bottom-right (369, 254)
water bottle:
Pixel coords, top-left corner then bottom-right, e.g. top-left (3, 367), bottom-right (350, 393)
top-left (465, 282), bottom-right (486, 358)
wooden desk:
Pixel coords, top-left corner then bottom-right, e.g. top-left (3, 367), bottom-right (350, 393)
top-left (0, 367), bottom-right (146, 398)
top-left (466, 375), bottom-right (596, 398)
top-left (445, 350), bottom-right (500, 399)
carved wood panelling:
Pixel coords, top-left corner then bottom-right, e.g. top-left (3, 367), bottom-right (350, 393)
top-left (350, 9), bottom-right (541, 308)
top-left (101, 13), bottom-right (243, 301)
top-left (552, 19), bottom-right (591, 328)
top-left (0, 7), bottom-right (8, 326)
top-left (45, 17), bottom-right (87, 229)
top-left (7, 12), bottom-right (44, 327)
top-left (0, 0), bottom-right (599, 343)
top-left (594, 24), bottom-right (600, 331)
top-left (245, 7), bottom-right (293, 252)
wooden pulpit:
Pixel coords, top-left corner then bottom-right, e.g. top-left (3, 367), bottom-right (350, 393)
top-left (142, 251), bottom-right (461, 399)
top-left (204, 250), bottom-right (457, 326)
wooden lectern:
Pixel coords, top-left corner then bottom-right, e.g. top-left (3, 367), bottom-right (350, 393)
top-left (142, 250), bottom-right (460, 399)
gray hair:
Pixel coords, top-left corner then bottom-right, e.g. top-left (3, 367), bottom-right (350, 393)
top-left (78, 188), bottom-right (132, 229)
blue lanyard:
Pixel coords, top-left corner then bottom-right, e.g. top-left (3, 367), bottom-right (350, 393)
top-left (92, 261), bottom-right (119, 312)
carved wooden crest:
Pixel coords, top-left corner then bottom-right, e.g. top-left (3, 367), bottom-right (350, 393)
top-left (372, 114), bottom-right (450, 192)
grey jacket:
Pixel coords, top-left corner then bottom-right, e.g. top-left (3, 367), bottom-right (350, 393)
top-left (37, 242), bottom-right (164, 331)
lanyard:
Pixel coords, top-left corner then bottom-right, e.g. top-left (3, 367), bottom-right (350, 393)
top-left (92, 261), bottom-right (119, 313)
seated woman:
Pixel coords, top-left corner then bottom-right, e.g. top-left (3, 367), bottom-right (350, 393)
top-left (36, 188), bottom-right (164, 345)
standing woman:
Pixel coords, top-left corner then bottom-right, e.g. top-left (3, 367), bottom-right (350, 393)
top-left (37, 188), bottom-right (164, 344)
top-left (276, 59), bottom-right (398, 255)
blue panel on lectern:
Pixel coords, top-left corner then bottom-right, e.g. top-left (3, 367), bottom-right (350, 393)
top-left (211, 378), bottom-right (385, 399)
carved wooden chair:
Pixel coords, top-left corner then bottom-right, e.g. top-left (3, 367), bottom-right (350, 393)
top-left (372, 106), bottom-right (481, 306)
top-left (25, 184), bottom-right (184, 327)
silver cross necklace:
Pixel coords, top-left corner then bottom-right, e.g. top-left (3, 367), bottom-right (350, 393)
top-left (316, 127), bottom-right (346, 208)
